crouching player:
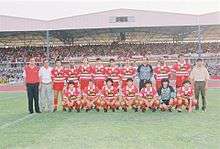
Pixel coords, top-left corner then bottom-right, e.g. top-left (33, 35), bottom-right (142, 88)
top-left (101, 78), bottom-right (120, 112)
top-left (157, 78), bottom-right (176, 112)
top-left (82, 79), bottom-right (100, 112)
top-left (139, 81), bottom-right (159, 112)
top-left (177, 80), bottom-right (197, 112)
top-left (63, 81), bottom-right (82, 112)
top-left (121, 78), bottom-right (139, 112)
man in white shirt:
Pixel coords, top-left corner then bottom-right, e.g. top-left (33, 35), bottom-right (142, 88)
top-left (39, 59), bottom-right (53, 112)
top-left (190, 58), bottom-right (210, 112)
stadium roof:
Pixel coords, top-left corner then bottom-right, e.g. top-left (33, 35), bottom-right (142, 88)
top-left (0, 9), bottom-right (219, 32)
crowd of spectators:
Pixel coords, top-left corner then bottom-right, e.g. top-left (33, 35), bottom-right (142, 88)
top-left (0, 42), bottom-right (220, 84)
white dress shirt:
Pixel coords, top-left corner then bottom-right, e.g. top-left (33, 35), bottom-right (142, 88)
top-left (39, 66), bottom-right (52, 83)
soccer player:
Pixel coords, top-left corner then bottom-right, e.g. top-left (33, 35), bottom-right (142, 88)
top-left (63, 81), bottom-right (82, 112)
top-left (51, 59), bottom-right (66, 112)
top-left (100, 78), bottom-right (120, 112)
top-left (82, 79), bottom-right (100, 112)
top-left (105, 59), bottom-right (121, 89)
top-left (121, 59), bottom-right (136, 89)
top-left (154, 58), bottom-right (171, 90)
top-left (139, 80), bottom-right (159, 112)
top-left (172, 54), bottom-right (191, 89)
top-left (65, 62), bottom-right (80, 86)
top-left (78, 57), bottom-right (94, 90)
top-left (157, 78), bottom-right (176, 112)
top-left (137, 57), bottom-right (154, 91)
top-left (93, 58), bottom-right (106, 90)
top-left (121, 78), bottom-right (139, 112)
top-left (177, 80), bottom-right (198, 112)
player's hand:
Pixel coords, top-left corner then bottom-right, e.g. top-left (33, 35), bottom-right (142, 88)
top-left (205, 84), bottom-right (208, 91)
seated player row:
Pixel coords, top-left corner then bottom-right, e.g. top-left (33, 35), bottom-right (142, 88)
top-left (62, 78), bottom-right (197, 113)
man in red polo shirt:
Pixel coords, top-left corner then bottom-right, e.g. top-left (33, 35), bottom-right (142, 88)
top-left (23, 58), bottom-right (41, 114)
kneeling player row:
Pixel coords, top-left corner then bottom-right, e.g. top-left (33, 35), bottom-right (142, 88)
top-left (62, 78), bottom-right (197, 112)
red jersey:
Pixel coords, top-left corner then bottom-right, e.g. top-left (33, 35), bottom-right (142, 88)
top-left (105, 66), bottom-right (121, 84)
top-left (51, 67), bottom-right (65, 83)
top-left (93, 65), bottom-right (106, 80)
top-left (122, 84), bottom-right (138, 97)
top-left (154, 65), bottom-right (171, 81)
top-left (121, 66), bottom-right (136, 81)
top-left (172, 62), bottom-right (191, 88)
top-left (178, 86), bottom-right (193, 97)
top-left (83, 85), bottom-right (100, 97)
top-left (78, 65), bottom-right (94, 80)
top-left (101, 85), bottom-right (118, 98)
top-left (64, 87), bottom-right (81, 99)
top-left (139, 87), bottom-right (157, 99)
top-left (65, 67), bottom-right (80, 83)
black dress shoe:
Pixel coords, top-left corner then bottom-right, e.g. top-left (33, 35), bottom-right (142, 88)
top-left (96, 108), bottom-right (100, 112)
top-left (36, 111), bottom-right (41, 113)
top-left (53, 109), bottom-right (57, 112)
top-left (29, 112), bottom-right (34, 114)
top-left (104, 109), bottom-right (107, 112)
top-left (134, 108), bottom-right (138, 112)
top-left (151, 109), bottom-right (156, 112)
top-left (112, 109), bottom-right (115, 112)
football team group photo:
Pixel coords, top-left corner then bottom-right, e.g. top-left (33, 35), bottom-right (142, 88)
top-left (0, 0), bottom-right (220, 148)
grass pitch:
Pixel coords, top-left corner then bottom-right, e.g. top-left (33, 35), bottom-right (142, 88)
top-left (0, 89), bottom-right (220, 149)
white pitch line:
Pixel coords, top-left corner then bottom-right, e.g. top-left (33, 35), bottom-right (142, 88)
top-left (0, 114), bottom-right (36, 129)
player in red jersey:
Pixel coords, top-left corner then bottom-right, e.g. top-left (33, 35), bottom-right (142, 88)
top-left (82, 79), bottom-right (100, 112)
top-left (63, 81), bottom-right (82, 112)
top-left (139, 80), bottom-right (159, 112)
top-left (154, 59), bottom-right (171, 90)
top-left (105, 59), bottom-right (121, 90)
top-left (51, 59), bottom-right (66, 112)
top-left (93, 58), bottom-right (106, 90)
top-left (121, 78), bottom-right (139, 112)
top-left (121, 59), bottom-right (136, 89)
top-left (65, 62), bottom-right (80, 86)
top-left (172, 54), bottom-right (191, 89)
top-left (100, 78), bottom-right (120, 112)
top-left (177, 80), bottom-right (197, 112)
top-left (78, 57), bottom-right (94, 91)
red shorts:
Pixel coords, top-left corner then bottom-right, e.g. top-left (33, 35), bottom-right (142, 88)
top-left (176, 76), bottom-right (189, 88)
top-left (80, 79), bottom-right (90, 90)
top-left (53, 82), bottom-right (64, 91)
top-left (156, 80), bottom-right (162, 90)
top-left (94, 79), bottom-right (105, 90)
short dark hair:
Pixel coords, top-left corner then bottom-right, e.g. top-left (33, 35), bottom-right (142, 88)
top-left (127, 78), bottom-right (133, 82)
top-left (55, 59), bottom-right (61, 63)
top-left (96, 58), bottom-right (101, 61)
top-left (161, 78), bottom-right (169, 85)
top-left (183, 80), bottom-right (191, 85)
top-left (196, 58), bottom-right (203, 62)
top-left (109, 59), bottom-right (115, 62)
top-left (144, 80), bottom-right (152, 85)
top-left (178, 54), bottom-right (184, 58)
top-left (106, 78), bottom-right (113, 83)
top-left (68, 80), bottom-right (74, 84)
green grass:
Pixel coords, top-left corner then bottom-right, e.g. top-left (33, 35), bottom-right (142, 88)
top-left (0, 89), bottom-right (220, 149)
